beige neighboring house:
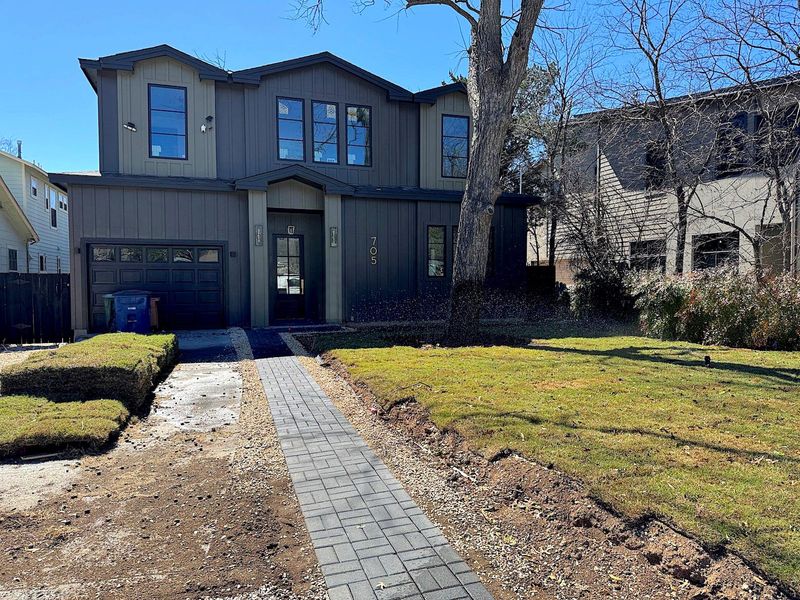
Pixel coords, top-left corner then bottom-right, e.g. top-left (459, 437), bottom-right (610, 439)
top-left (533, 76), bottom-right (800, 285)
top-left (0, 150), bottom-right (70, 274)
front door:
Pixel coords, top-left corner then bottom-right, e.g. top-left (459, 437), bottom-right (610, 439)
top-left (273, 234), bottom-right (305, 320)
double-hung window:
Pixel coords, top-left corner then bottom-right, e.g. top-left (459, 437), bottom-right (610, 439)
top-left (346, 105), bottom-right (371, 166)
top-left (442, 115), bottom-right (469, 178)
top-left (427, 225), bottom-right (446, 277)
top-left (312, 101), bottom-right (338, 164)
top-left (277, 97), bottom-right (305, 161)
top-left (49, 188), bottom-right (57, 228)
top-left (30, 177), bottom-right (39, 199)
top-left (149, 84), bottom-right (187, 159)
top-left (630, 240), bottom-right (667, 272)
top-left (693, 232), bottom-right (739, 270)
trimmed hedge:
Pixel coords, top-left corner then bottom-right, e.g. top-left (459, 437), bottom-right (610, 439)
top-left (0, 396), bottom-right (128, 458)
top-left (0, 333), bottom-right (178, 410)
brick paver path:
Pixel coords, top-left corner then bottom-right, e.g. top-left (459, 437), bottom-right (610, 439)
top-left (256, 355), bottom-right (493, 600)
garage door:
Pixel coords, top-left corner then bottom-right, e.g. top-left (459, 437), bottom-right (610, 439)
top-left (88, 243), bottom-right (224, 332)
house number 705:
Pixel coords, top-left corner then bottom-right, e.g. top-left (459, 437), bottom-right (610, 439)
top-left (369, 236), bottom-right (378, 265)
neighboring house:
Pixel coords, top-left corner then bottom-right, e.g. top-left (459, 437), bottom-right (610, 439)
top-left (534, 75), bottom-right (800, 284)
top-left (0, 151), bottom-right (70, 274)
top-left (51, 45), bottom-right (535, 335)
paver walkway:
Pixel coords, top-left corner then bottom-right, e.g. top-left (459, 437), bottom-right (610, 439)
top-left (256, 353), bottom-right (493, 600)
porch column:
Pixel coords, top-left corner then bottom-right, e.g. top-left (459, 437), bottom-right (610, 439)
top-left (324, 193), bottom-right (343, 323)
top-left (248, 189), bottom-right (269, 327)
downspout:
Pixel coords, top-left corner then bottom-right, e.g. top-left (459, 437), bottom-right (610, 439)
top-left (26, 239), bottom-right (32, 273)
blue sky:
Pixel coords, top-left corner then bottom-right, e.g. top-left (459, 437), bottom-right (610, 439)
top-left (0, 1), bottom-right (471, 173)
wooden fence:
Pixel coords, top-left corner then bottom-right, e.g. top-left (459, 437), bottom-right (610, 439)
top-left (0, 273), bottom-right (71, 343)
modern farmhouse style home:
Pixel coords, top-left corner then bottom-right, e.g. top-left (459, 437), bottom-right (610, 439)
top-left (52, 45), bottom-right (535, 335)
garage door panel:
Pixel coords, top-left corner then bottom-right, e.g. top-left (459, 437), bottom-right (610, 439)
top-left (88, 243), bottom-right (224, 332)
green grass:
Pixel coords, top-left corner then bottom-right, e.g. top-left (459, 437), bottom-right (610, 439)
top-left (317, 327), bottom-right (800, 590)
top-left (0, 396), bottom-right (128, 458)
top-left (0, 333), bottom-right (178, 409)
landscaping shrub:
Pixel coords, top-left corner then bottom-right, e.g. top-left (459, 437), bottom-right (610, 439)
top-left (572, 263), bottom-right (636, 319)
top-left (628, 268), bottom-right (800, 349)
top-left (0, 396), bottom-right (128, 458)
top-left (0, 333), bottom-right (178, 409)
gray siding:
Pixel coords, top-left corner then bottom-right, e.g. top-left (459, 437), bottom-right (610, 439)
top-left (98, 69), bottom-right (119, 174)
top-left (242, 63), bottom-right (419, 187)
top-left (68, 184), bottom-right (249, 331)
top-left (215, 82), bottom-right (247, 180)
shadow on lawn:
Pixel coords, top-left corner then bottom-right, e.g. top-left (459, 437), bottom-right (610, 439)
top-left (525, 343), bottom-right (800, 386)
top-left (446, 410), bottom-right (800, 466)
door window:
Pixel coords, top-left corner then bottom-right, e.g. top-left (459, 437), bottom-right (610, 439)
top-left (276, 236), bottom-right (302, 295)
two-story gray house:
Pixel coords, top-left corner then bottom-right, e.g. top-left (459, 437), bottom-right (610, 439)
top-left (52, 45), bottom-right (534, 335)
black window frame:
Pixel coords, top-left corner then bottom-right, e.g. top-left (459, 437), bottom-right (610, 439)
top-left (630, 239), bottom-right (667, 273)
top-left (8, 248), bottom-right (18, 272)
top-left (345, 104), bottom-right (372, 167)
top-left (692, 232), bottom-right (740, 270)
top-left (441, 114), bottom-right (470, 179)
top-left (427, 225), bottom-right (446, 278)
top-left (311, 100), bottom-right (339, 165)
top-left (276, 96), bottom-right (306, 162)
top-left (148, 83), bottom-right (188, 161)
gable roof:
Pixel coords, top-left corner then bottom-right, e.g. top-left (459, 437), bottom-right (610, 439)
top-left (0, 174), bottom-right (39, 242)
top-left (413, 82), bottom-right (467, 104)
top-left (235, 165), bottom-right (355, 195)
top-left (79, 44), bottom-right (230, 90)
top-left (231, 52), bottom-right (414, 101)
top-left (78, 44), bottom-right (468, 103)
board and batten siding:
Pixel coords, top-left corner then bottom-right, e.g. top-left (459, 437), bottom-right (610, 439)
top-left (241, 63), bottom-right (419, 187)
top-left (117, 57), bottom-right (217, 178)
top-left (419, 92), bottom-right (469, 191)
top-left (68, 184), bottom-right (249, 332)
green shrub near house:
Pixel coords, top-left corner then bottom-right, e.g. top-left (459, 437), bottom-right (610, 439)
top-left (629, 268), bottom-right (800, 350)
top-left (0, 333), bottom-right (178, 410)
top-left (0, 396), bottom-right (129, 459)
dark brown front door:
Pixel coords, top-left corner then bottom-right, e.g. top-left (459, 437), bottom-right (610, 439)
top-left (273, 235), bottom-right (305, 320)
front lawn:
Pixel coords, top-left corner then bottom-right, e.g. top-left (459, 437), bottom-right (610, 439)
top-left (0, 396), bottom-right (128, 458)
top-left (313, 328), bottom-right (800, 590)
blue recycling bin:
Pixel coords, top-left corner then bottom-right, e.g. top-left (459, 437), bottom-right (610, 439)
top-left (112, 290), bottom-right (152, 334)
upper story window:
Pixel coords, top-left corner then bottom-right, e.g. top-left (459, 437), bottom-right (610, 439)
top-left (8, 249), bottom-right (18, 272)
top-left (49, 188), bottom-right (57, 227)
top-left (346, 105), bottom-right (372, 166)
top-left (313, 101), bottom-right (339, 164)
top-left (693, 232), bottom-right (739, 270)
top-left (30, 177), bottom-right (39, 198)
top-left (427, 225), bottom-right (446, 277)
top-left (277, 97), bottom-right (305, 161)
top-left (149, 84), bottom-right (187, 160)
top-left (715, 112), bottom-right (748, 179)
top-left (754, 105), bottom-right (800, 167)
top-left (644, 141), bottom-right (667, 190)
top-left (442, 115), bottom-right (469, 178)
top-left (58, 192), bottom-right (68, 212)
top-left (47, 186), bottom-right (57, 212)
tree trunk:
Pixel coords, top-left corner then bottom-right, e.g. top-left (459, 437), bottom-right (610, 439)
top-left (674, 185), bottom-right (689, 274)
top-left (448, 100), bottom-right (509, 343)
top-left (548, 207), bottom-right (558, 267)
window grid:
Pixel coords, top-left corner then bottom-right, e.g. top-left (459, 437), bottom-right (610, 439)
top-left (346, 105), bottom-right (372, 166)
top-left (312, 101), bottom-right (339, 164)
top-left (148, 84), bottom-right (188, 160)
top-left (277, 97), bottom-right (305, 161)
top-left (693, 232), bottom-right (740, 270)
top-left (630, 240), bottom-right (667, 273)
top-left (442, 114), bottom-right (469, 178)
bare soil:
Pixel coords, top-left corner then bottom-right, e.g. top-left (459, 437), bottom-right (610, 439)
top-left (305, 353), bottom-right (790, 600)
top-left (0, 330), bottom-right (323, 600)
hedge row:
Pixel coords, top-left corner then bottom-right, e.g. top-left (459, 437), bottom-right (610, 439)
top-left (0, 333), bottom-right (178, 410)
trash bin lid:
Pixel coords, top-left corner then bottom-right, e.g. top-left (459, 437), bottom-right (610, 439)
top-left (111, 289), bottom-right (152, 298)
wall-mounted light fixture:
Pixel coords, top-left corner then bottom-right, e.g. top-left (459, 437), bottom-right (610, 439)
top-left (123, 122), bottom-right (137, 132)
top-left (329, 226), bottom-right (338, 248)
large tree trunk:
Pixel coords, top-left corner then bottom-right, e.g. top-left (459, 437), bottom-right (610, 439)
top-left (674, 185), bottom-right (689, 274)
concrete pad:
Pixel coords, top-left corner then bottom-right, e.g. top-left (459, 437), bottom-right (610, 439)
top-left (0, 460), bottom-right (80, 512)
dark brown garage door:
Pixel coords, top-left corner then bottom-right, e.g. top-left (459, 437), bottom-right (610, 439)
top-left (88, 243), bottom-right (224, 332)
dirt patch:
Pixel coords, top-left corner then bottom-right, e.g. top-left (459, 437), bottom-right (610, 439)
top-left (0, 345), bottom-right (55, 372)
top-left (0, 329), bottom-right (323, 600)
top-left (303, 353), bottom-right (789, 600)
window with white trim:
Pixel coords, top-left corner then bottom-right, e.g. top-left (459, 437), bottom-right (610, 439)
top-left (8, 248), bottom-right (18, 272)
top-left (30, 177), bottom-right (39, 198)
